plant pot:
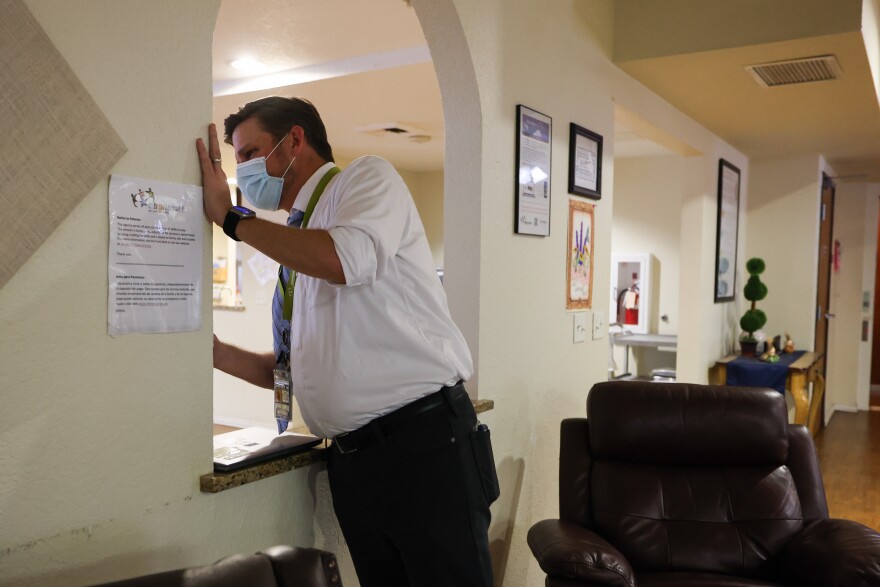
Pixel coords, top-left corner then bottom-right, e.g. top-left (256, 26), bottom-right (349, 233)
top-left (740, 341), bottom-right (758, 357)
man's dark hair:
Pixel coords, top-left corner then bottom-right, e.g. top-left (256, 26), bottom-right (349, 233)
top-left (223, 96), bottom-right (334, 162)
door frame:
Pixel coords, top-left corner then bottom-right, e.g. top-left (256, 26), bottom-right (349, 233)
top-left (813, 174), bottom-right (835, 427)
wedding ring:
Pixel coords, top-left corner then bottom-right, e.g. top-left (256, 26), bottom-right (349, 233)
top-left (211, 158), bottom-right (222, 164)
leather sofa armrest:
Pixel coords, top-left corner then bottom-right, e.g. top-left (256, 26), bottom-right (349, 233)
top-left (527, 519), bottom-right (634, 587)
top-left (781, 519), bottom-right (880, 586)
top-left (260, 545), bottom-right (342, 586)
top-left (90, 553), bottom-right (277, 587)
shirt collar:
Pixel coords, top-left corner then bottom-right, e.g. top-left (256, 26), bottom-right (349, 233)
top-left (291, 161), bottom-right (337, 214)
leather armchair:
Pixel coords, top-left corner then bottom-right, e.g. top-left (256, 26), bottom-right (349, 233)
top-left (91, 545), bottom-right (342, 587)
top-left (528, 381), bottom-right (880, 587)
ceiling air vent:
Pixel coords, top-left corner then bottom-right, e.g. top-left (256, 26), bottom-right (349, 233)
top-left (745, 55), bottom-right (842, 88)
top-left (354, 122), bottom-right (422, 137)
top-left (353, 122), bottom-right (432, 142)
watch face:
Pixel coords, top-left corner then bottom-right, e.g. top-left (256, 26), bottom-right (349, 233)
top-left (231, 205), bottom-right (255, 218)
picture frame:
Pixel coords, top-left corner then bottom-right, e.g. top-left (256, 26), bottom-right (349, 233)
top-left (568, 123), bottom-right (603, 199)
top-left (714, 159), bottom-right (741, 302)
top-left (515, 104), bottom-right (552, 236)
top-left (566, 199), bottom-right (595, 310)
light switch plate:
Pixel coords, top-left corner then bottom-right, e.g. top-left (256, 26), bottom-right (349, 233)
top-left (592, 310), bottom-right (605, 340)
top-left (573, 313), bottom-right (587, 343)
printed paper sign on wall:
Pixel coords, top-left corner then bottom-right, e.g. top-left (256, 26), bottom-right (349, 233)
top-left (108, 175), bottom-right (203, 335)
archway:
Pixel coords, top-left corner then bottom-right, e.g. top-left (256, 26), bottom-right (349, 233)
top-left (411, 0), bottom-right (484, 392)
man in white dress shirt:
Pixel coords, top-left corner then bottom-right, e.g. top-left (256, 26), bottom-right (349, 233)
top-left (197, 97), bottom-right (498, 587)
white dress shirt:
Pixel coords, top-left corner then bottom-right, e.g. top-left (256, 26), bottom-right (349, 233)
top-left (287, 157), bottom-right (473, 438)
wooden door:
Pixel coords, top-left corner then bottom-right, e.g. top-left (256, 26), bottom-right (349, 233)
top-left (813, 176), bottom-right (835, 426)
top-left (871, 198), bottom-right (880, 405)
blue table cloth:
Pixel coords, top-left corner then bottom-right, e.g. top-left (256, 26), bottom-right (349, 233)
top-left (725, 351), bottom-right (805, 394)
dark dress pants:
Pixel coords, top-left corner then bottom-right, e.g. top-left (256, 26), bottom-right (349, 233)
top-left (327, 384), bottom-right (497, 587)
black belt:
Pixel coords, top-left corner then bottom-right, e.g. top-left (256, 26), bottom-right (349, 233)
top-left (332, 382), bottom-right (464, 455)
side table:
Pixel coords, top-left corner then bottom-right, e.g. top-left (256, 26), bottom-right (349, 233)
top-left (709, 351), bottom-right (825, 436)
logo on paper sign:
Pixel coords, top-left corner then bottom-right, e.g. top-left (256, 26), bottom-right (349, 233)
top-left (131, 188), bottom-right (155, 208)
top-left (130, 188), bottom-right (186, 213)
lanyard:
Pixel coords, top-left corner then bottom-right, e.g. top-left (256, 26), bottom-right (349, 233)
top-left (278, 166), bottom-right (341, 321)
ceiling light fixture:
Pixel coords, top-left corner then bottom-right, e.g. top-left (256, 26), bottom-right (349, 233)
top-left (230, 57), bottom-right (267, 74)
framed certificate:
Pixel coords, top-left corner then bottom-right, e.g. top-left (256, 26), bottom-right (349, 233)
top-left (515, 105), bottom-right (552, 236)
top-left (568, 123), bottom-right (603, 199)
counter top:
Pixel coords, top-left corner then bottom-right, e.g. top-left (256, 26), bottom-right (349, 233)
top-left (201, 398), bottom-right (495, 494)
top-left (610, 333), bottom-right (677, 349)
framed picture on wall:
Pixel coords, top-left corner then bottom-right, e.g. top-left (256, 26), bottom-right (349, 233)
top-left (568, 123), bottom-right (603, 199)
top-left (566, 199), bottom-right (595, 310)
top-left (714, 159), bottom-right (741, 302)
top-left (515, 104), bottom-right (552, 236)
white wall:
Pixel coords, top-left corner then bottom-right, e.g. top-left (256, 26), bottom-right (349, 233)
top-left (419, 1), bottom-right (748, 583)
top-left (860, 187), bottom-right (879, 410)
top-left (398, 169), bottom-right (445, 269)
top-left (741, 155), bottom-right (880, 423)
top-left (612, 156), bottom-right (683, 333)
top-left (746, 154), bottom-right (823, 349)
top-left (827, 182), bottom-right (879, 414)
top-left (0, 2), bottom-right (353, 585)
top-left (863, 0), bottom-right (880, 100)
top-left (611, 156), bottom-right (683, 376)
top-left (675, 150), bottom-right (749, 383)
top-left (612, 45), bottom-right (751, 386)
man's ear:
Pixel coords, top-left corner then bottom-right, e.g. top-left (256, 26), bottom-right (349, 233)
top-left (289, 126), bottom-right (306, 154)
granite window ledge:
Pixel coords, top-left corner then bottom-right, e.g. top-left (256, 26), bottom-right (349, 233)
top-left (201, 399), bottom-right (494, 494)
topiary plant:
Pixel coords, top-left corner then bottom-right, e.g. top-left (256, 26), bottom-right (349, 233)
top-left (740, 257), bottom-right (768, 343)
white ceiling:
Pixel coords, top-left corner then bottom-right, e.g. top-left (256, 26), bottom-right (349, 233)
top-left (211, 1), bottom-right (880, 179)
top-left (211, 0), bottom-right (672, 171)
top-left (212, 0), bottom-right (444, 172)
top-left (213, 0), bottom-right (426, 82)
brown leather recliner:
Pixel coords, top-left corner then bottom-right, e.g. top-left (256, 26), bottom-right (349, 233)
top-left (91, 545), bottom-right (342, 587)
top-left (528, 381), bottom-right (880, 587)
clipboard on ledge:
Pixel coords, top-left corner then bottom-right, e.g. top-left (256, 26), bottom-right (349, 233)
top-left (213, 427), bottom-right (322, 472)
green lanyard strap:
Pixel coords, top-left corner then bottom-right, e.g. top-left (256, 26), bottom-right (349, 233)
top-left (278, 166), bottom-right (341, 321)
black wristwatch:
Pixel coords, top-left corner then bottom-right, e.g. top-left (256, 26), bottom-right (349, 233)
top-left (222, 206), bottom-right (255, 241)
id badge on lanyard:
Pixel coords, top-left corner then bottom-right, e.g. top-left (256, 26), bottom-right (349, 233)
top-left (273, 165), bottom-right (341, 435)
top-left (273, 368), bottom-right (292, 433)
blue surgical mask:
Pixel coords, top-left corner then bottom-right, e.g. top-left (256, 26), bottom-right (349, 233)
top-left (236, 134), bottom-right (295, 210)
